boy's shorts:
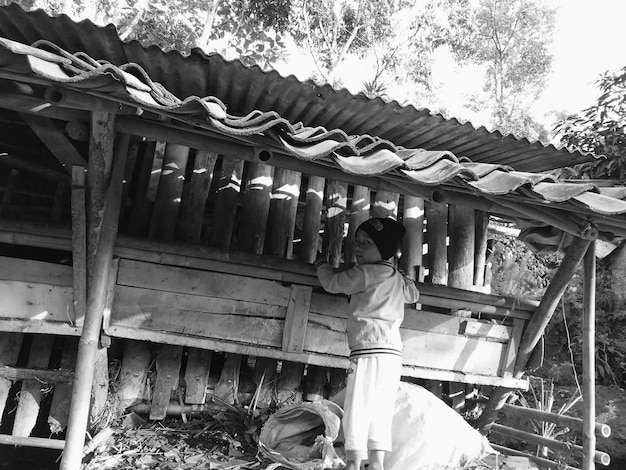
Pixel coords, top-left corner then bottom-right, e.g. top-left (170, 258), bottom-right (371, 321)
top-left (342, 353), bottom-right (402, 462)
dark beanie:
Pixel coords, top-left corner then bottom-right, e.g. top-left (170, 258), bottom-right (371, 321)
top-left (357, 217), bottom-right (406, 260)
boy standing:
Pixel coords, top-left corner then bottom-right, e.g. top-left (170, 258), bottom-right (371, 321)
top-left (314, 217), bottom-right (419, 470)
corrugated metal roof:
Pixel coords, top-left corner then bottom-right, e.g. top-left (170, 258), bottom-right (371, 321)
top-left (1, 35), bottom-right (625, 243)
top-left (0, 3), bottom-right (596, 173)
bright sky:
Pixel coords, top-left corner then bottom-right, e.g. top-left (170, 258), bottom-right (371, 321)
top-left (275, 1), bottom-right (626, 130)
top-left (534, 0), bottom-right (626, 119)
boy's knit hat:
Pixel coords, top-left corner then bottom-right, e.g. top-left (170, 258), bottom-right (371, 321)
top-left (357, 217), bottom-right (406, 260)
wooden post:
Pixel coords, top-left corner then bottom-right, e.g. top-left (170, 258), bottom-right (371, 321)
top-left (149, 143), bottom-right (190, 241)
top-left (371, 190), bottom-right (399, 219)
top-left (582, 241), bottom-right (596, 470)
top-left (184, 348), bottom-right (212, 405)
top-left (345, 185), bottom-right (370, 266)
top-left (401, 195), bottom-right (424, 280)
top-left (323, 180), bottom-right (348, 267)
top-left (71, 166), bottom-right (87, 326)
top-left (425, 201), bottom-right (448, 285)
top-left (474, 211), bottom-right (489, 289)
top-left (448, 205), bottom-right (475, 291)
top-left (48, 338), bottom-right (78, 434)
top-left (297, 175), bottom-right (325, 262)
top-left (265, 167), bottom-right (302, 259)
top-left (0, 332), bottom-right (23, 423)
top-left (117, 340), bottom-right (151, 409)
top-left (150, 345), bottom-right (183, 420)
top-left (208, 156), bottom-right (244, 250)
top-left (515, 237), bottom-right (593, 373)
top-left (176, 150), bottom-right (218, 244)
top-left (238, 162), bottom-right (274, 254)
top-left (12, 335), bottom-right (55, 437)
top-left (127, 141), bottom-right (157, 236)
top-left (60, 132), bottom-right (129, 470)
top-left (477, 236), bottom-right (593, 434)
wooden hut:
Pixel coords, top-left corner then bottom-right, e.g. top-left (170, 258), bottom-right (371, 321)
top-left (0, 4), bottom-right (622, 469)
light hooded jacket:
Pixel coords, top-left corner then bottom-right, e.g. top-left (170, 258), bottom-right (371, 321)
top-left (315, 260), bottom-right (420, 358)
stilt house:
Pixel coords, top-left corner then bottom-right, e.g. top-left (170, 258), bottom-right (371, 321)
top-left (0, 4), bottom-right (621, 469)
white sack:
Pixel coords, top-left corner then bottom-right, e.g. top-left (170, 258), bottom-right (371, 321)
top-left (332, 381), bottom-right (495, 470)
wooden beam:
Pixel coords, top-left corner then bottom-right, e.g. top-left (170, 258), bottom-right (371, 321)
top-left (60, 132), bottom-right (129, 470)
top-left (297, 175), bottom-right (324, 263)
top-left (345, 185), bottom-right (370, 266)
top-left (582, 241), bottom-right (597, 470)
top-left (19, 113), bottom-right (86, 173)
top-left (491, 444), bottom-right (580, 470)
top-left (515, 237), bottom-right (592, 373)
top-left (71, 166), bottom-right (87, 326)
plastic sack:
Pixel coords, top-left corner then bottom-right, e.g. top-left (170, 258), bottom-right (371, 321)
top-left (258, 400), bottom-right (345, 470)
top-left (332, 382), bottom-right (495, 470)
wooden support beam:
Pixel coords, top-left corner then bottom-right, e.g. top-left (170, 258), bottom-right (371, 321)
top-left (477, 236), bottom-right (592, 435)
top-left (71, 166), bottom-right (87, 326)
top-left (19, 113), bottom-right (86, 173)
top-left (276, 361), bottom-right (304, 406)
top-left (60, 131), bottom-right (129, 470)
top-left (582, 241), bottom-right (596, 470)
top-left (0, 435), bottom-right (65, 450)
top-left (515, 237), bottom-right (592, 373)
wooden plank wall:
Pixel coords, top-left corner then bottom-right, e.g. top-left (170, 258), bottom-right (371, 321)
top-left (0, 135), bottom-right (537, 422)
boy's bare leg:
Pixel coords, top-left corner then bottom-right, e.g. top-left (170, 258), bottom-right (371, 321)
top-left (367, 450), bottom-right (385, 470)
top-left (344, 460), bottom-right (361, 470)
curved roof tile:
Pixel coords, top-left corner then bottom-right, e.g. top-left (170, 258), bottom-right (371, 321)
top-left (1, 32), bottom-right (626, 242)
top-left (0, 3), bottom-right (598, 173)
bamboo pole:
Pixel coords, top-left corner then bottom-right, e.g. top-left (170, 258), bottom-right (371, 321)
top-left (60, 133), bottom-right (129, 470)
top-left (425, 201), bottom-right (448, 285)
top-left (582, 241), bottom-right (596, 470)
top-left (401, 195), bottom-right (424, 280)
top-left (0, 435), bottom-right (66, 450)
top-left (297, 175), bottom-right (325, 262)
top-left (491, 443), bottom-right (580, 470)
top-left (323, 180), bottom-right (348, 267)
top-left (502, 403), bottom-right (610, 438)
top-left (491, 423), bottom-right (610, 466)
top-left (345, 185), bottom-right (370, 266)
top-left (515, 237), bottom-right (593, 373)
top-left (477, 236), bottom-right (592, 434)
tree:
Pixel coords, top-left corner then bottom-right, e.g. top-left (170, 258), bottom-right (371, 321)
top-left (447, 0), bottom-right (556, 139)
top-left (554, 66), bottom-right (626, 180)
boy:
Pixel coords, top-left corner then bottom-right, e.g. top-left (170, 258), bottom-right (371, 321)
top-left (314, 217), bottom-right (419, 470)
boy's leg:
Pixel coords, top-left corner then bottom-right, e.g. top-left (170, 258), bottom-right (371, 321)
top-left (344, 459), bottom-right (361, 470)
top-left (366, 355), bottom-right (401, 460)
top-left (343, 359), bottom-right (369, 462)
top-left (367, 450), bottom-right (385, 470)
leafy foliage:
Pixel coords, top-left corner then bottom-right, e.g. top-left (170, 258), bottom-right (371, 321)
top-left (447, 0), bottom-right (555, 138)
top-left (554, 66), bottom-right (626, 180)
